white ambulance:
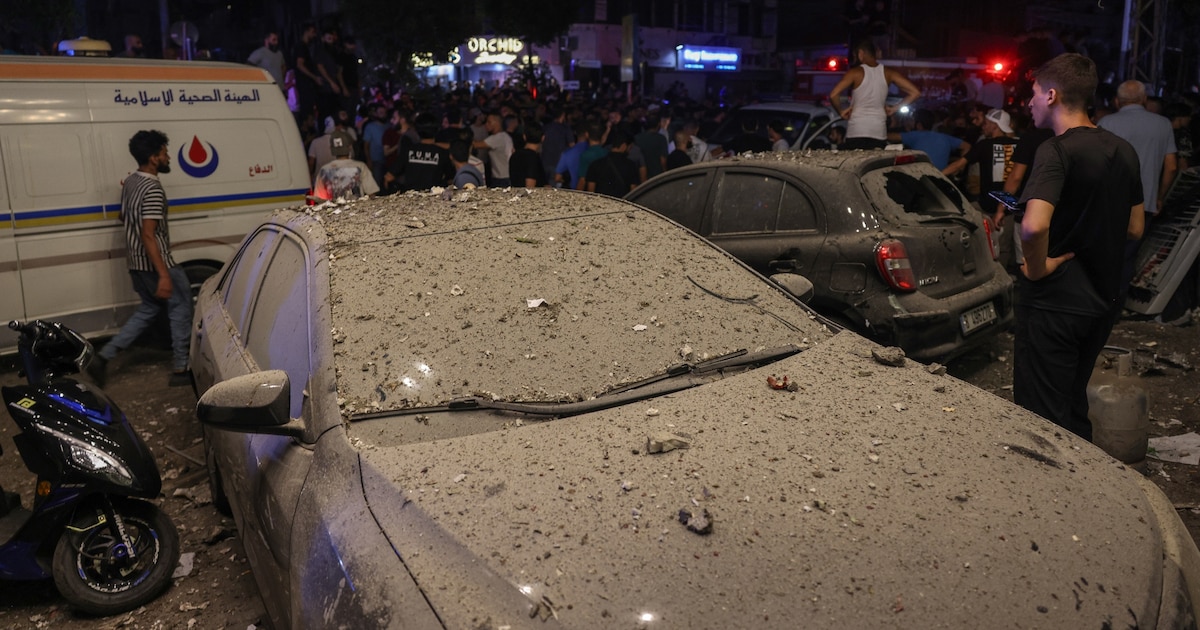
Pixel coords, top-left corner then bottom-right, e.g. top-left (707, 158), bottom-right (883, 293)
top-left (0, 56), bottom-right (309, 351)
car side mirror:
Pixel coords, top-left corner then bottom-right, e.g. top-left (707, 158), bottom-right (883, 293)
top-left (197, 370), bottom-right (304, 439)
top-left (770, 273), bottom-right (815, 303)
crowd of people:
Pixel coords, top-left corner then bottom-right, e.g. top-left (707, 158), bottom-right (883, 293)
top-left (294, 74), bottom-right (782, 201)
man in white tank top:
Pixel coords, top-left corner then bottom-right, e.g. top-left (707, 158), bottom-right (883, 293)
top-left (829, 40), bottom-right (921, 150)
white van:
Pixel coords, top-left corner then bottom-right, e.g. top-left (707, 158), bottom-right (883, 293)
top-left (0, 56), bottom-right (309, 351)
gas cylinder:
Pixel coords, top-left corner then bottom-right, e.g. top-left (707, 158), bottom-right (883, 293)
top-left (1087, 348), bottom-right (1150, 464)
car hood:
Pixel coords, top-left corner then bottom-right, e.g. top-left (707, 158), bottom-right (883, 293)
top-left (357, 332), bottom-right (1167, 629)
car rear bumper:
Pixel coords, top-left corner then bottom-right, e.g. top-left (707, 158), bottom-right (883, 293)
top-left (859, 270), bottom-right (1015, 362)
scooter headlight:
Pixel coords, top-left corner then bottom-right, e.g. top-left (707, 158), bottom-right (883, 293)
top-left (37, 425), bottom-right (135, 487)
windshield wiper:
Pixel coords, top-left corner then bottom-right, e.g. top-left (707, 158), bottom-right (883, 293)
top-left (349, 345), bottom-right (805, 422)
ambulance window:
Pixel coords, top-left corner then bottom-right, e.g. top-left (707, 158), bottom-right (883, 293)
top-left (18, 133), bottom-right (87, 196)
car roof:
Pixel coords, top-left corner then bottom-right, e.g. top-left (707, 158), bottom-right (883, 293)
top-left (647, 148), bottom-right (933, 178)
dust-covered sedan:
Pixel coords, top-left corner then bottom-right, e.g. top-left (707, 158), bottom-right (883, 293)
top-left (627, 150), bottom-right (1014, 361)
top-left (190, 189), bottom-right (1200, 629)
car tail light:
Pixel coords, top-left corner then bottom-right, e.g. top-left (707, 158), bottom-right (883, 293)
top-left (875, 239), bottom-right (917, 291)
top-left (893, 154), bottom-right (917, 165)
top-left (983, 217), bottom-right (999, 261)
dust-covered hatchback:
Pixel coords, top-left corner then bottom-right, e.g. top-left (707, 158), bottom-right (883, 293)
top-left (627, 150), bottom-right (1013, 361)
top-left (190, 189), bottom-right (1199, 629)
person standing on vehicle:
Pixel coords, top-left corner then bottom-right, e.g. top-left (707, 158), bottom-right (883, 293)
top-left (829, 39), bottom-right (921, 150)
top-left (1013, 53), bottom-right (1144, 441)
top-left (90, 131), bottom-right (193, 388)
top-left (247, 31), bottom-right (286, 93)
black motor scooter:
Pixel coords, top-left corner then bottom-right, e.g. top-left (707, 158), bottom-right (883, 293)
top-left (0, 319), bottom-right (179, 615)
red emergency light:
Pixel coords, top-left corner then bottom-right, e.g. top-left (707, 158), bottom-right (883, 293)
top-left (823, 56), bottom-right (842, 71)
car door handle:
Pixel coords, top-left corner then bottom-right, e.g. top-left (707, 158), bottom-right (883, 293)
top-left (769, 259), bottom-right (799, 273)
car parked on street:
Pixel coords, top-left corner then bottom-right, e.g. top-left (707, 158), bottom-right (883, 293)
top-left (707, 102), bottom-right (837, 153)
top-left (627, 149), bottom-right (1013, 361)
top-left (190, 189), bottom-right (1199, 629)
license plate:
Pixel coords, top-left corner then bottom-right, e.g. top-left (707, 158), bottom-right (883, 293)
top-left (960, 302), bottom-right (997, 335)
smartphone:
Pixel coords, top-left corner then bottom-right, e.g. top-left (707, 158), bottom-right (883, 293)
top-left (988, 190), bottom-right (1023, 213)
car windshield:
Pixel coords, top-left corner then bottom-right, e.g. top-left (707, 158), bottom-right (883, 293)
top-left (323, 190), bottom-right (831, 415)
top-left (860, 161), bottom-right (970, 221)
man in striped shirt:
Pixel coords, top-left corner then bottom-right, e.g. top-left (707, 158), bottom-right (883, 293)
top-left (89, 130), bottom-right (193, 388)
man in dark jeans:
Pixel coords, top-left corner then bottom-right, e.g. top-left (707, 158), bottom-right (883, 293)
top-left (90, 131), bottom-right (194, 388)
top-left (1014, 53), bottom-right (1144, 440)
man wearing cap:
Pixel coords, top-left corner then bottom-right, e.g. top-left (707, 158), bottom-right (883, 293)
top-left (307, 115), bottom-right (343, 182)
top-left (313, 130), bottom-right (379, 201)
top-left (943, 108), bottom-right (1018, 223)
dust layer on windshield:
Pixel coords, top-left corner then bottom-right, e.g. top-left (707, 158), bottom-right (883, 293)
top-left (319, 189), bottom-right (829, 415)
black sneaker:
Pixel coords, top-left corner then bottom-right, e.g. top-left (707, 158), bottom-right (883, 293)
top-left (86, 355), bottom-right (108, 388)
top-left (168, 370), bottom-right (191, 387)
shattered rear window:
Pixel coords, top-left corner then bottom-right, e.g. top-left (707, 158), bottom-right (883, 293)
top-left (319, 189), bottom-right (830, 414)
top-left (861, 162), bottom-right (970, 222)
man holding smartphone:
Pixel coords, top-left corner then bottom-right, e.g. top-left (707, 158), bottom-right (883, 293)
top-left (1013, 54), bottom-right (1144, 441)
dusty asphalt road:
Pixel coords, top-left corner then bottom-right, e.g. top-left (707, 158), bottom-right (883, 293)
top-left (0, 315), bottom-right (1196, 629)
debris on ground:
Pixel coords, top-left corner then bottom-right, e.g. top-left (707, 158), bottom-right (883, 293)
top-left (767, 375), bottom-right (799, 391)
top-left (203, 526), bottom-right (236, 545)
top-left (173, 484), bottom-right (213, 506)
top-left (1148, 432), bottom-right (1200, 465)
top-left (646, 432), bottom-right (690, 454)
top-left (872, 347), bottom-right (907, 367)
top-left (172, 552), bottom-right (196, 579)
top-left (678, 508), bottom-right (713, 535)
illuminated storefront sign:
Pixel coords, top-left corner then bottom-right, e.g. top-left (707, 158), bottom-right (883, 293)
top-left (449, 36), bottom-right (532, 66)
top-left (676, 45), bottom-right (741, 72)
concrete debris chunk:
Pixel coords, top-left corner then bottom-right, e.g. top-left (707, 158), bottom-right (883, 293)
top-left (172, 551), bottom-right (196, 579)
top-left (678, 507), bottom-right (713, 535)
top-left (925, 363), bottom-right (947, 375)
top-left (872, 347), bottom-right (907, 367)
top-left (646, 432), bottom-right (690, 454)
top-left (173, 484), bottom-right (213, 506)
top-left (203, 526), bottom-right (236, 545)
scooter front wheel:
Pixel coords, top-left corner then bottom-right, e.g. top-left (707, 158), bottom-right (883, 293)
top-left (51, 500), bottom-right (180, 616)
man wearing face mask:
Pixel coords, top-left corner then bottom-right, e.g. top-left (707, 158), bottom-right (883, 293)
top-left (248, 31), bottom-right (287, 93)
top-left (89, 131), bottom-right (194, 389)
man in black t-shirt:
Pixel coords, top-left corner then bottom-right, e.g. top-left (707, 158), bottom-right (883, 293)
top-left (587, 131), bottom-right (640, 198)
top-left (508, 121), bottom-right (548, 188)
top-left (290, 22), bottom-right (321, 128)
top-left (400, 113), bottom-right (453, 192)
top-left (1013, 53), bottom-right (1144, 441)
